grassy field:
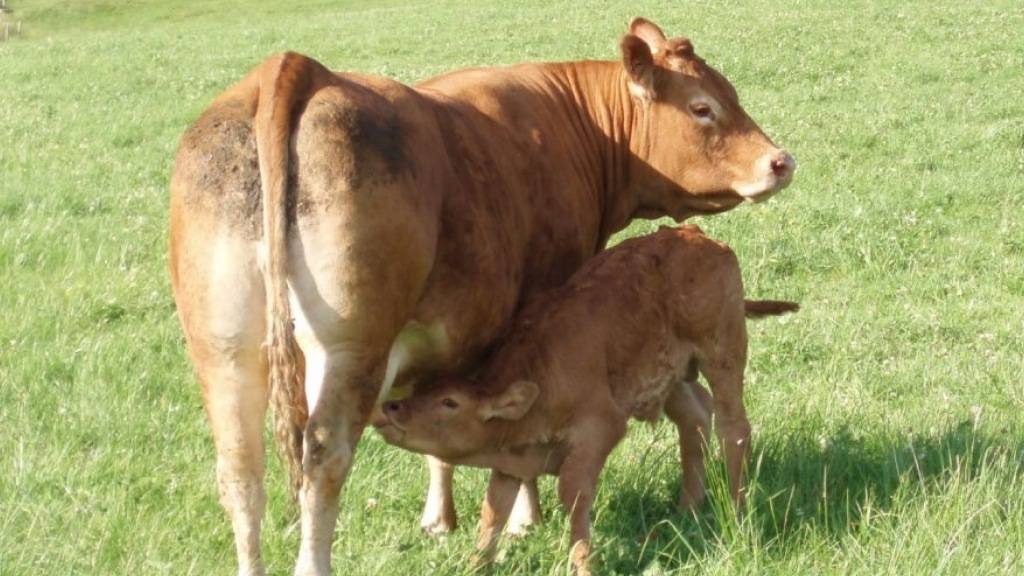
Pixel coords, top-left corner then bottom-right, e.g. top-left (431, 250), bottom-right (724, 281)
top-left (2, 1), bottom-right (1023, 574)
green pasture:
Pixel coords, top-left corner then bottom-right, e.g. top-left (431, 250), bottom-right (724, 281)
top-left (1, 1), bottom-right (1022, 574)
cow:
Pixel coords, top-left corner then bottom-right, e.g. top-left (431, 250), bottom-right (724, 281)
top-left (168, 17), bottom-right (794, 576)
top-left (374, 225), bottom-right (799, 575)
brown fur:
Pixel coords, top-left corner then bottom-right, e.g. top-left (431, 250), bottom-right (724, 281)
top-left (169, 17), bottom-right (794, 576)
top-left (745, 299), bottom-right (800, 319)
top-left (375, 226), bottom-right (798, 574)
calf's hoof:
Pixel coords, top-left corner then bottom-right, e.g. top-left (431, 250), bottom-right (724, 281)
top-left (569, 540), bottom-right (592, 576)
top-left (677, 492), bottom-right (706, 513)
top-left (469, 551), bottom-right (496, 574)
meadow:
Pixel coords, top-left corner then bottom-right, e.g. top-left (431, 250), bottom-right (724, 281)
top-left (1, 1), bottom-right (1023, 574)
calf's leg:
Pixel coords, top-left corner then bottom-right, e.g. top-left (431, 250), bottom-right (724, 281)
top-left (699, 314), bottom-right (752, 506)
top-left (557, 416), bottom-right (626, 576)
top-left (664, 379), bottom-right (713, 511)
top-left (473, 470), bottom-right (521, 566)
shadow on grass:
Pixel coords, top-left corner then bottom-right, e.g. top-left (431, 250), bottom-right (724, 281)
top-left (593, 420), bottom-right (1024, 575)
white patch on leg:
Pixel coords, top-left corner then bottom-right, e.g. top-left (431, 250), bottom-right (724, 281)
top-left (420, 456), bottom-right (456, 535)
top-left (505, 481), bottom-right (542, 536)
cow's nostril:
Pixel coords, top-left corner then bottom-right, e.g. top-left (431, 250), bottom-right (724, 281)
top-left (384, 401), bottom-right (401, 414)
top-left (770, 152), bottom-right (794, 177)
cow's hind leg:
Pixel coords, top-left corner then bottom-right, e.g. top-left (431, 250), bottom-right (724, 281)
top-left (421, 461), bottom-right (541, 537)
top-left (286, 193), bottom-right (437, 576)
top-left (293, 344), bottom-right (385, 576)
top-left (174, 233), bottom-right (270, 576)
top-left (286, 85), bottom-right (442, 575)
top-left (505, 479), bottom-right (542, 536)
top-left (201, 345), bottom-right (270, 576)
top-left (287, 252), bottom-right (409, 576)
top-left (421, 456), bottom-right (457, 534)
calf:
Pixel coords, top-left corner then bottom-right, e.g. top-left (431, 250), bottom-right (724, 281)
top-left (374, 225), bottom-right (797, 574)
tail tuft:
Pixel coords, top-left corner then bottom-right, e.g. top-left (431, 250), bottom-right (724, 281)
top-left (744, 299), bottom-right (800, 319)
top-left (267, 315), bottom-right (308, 501)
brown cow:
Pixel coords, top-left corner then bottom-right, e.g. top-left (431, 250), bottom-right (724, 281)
top-left (169, 17), bottom-right (794, 576)
top-left (374, 225), bottom-right (798, 575)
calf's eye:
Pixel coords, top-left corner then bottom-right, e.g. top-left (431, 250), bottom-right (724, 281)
top-left (440, 398), bottom-right (459, 409)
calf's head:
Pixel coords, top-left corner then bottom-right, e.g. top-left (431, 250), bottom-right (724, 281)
top-left (373, 378), bottom-right (539, 460)
top-left (623, 18), bottom-right (795, 218)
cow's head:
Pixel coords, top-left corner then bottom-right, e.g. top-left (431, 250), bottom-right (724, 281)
top-left (373, 377), bottom-right (538, 460)
top-left (623, 18), bottom-right (795, 219)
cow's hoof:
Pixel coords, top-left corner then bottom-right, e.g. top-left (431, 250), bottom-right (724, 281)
top-left (504, 485), bottom-right (542, 537)
top-left (504, 520), bottom-right (533, 537)
top-left (293, 564), bottom-right (326, 576)
top-left (293, 551), bottom-right (330, 576)
top-left (504, 509), bottom-right (541, 537)
top-left (421, 517), bottom-right (456, 536)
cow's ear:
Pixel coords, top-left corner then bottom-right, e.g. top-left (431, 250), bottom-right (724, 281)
top-left (478, 380), bottom-right (539, 421)
top-left (622, 33), bottom-right (658, 101)
top-left (629, 17), bottom-right (667, 51)
top-left (665, 37), bottom-right (695, 60)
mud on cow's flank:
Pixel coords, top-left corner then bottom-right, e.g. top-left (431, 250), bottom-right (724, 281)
top-left (176, 106), bottom-right (263, 239)
top-left (298, 97), bottom-right (409, 203)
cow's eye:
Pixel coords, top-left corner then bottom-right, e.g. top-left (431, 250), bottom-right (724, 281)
top-left (440, 398), bottom-right (459, 409)
top-left (690, 102), bottom-right (716, 121)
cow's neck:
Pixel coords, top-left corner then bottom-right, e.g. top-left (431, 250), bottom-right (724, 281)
top-left (536, 61), bottom-right (647, 246)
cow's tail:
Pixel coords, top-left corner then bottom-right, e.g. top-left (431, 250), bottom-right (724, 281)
top-left (744, 299), bottom-right (800, 319)
top-left (254, 52), bottom-right (324, 501)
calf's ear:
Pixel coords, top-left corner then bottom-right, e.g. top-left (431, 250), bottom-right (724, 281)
top-left (479, 380), bottom-right (539, 421)
top-left (621, 33), bottom-right (658, 101)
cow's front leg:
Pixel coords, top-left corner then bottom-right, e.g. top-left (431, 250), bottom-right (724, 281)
top-left (294, 348), bottom-right (383, 576)
top-left (505, 479), bottom-right (542, 536)
top-left (420, 456), bottom-right (457, 534)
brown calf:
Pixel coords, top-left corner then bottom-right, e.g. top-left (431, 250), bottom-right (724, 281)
top-left (375, 226), bottom-right (797, 575)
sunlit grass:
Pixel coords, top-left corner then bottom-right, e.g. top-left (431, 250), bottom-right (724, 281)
top-left (1, 1), bottom-right (1022, 574)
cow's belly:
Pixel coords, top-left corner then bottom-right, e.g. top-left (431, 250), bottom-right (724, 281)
top-left (376, 277), bottom-right (522, 402)
top-left (376, 319), bottom-right (451, 403)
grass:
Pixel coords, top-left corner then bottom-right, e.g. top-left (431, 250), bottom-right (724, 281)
top-left (1, 0), bottom-right (1023, 574)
